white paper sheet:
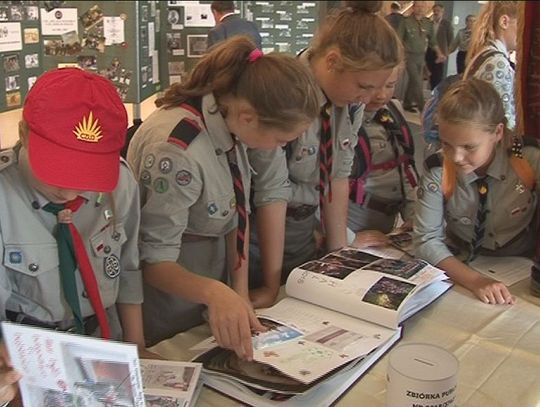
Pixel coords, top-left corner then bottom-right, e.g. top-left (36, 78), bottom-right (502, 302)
top-left (103, 16), bottom-right (124, 45)
top-left (0, 23), bottom-right (22, 52)
top-left (40, 8), bottom-right (78, 35)
top-left (470, 256), bottom-right (532, 286)
top-left (184, 3), bottom-right (214, 27)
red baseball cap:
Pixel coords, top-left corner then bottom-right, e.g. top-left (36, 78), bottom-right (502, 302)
top-left (24, 68), bottom-right (127, 192)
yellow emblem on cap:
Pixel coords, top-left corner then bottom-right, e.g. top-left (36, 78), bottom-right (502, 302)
top-left (73, 111), bottom-right (103, 143)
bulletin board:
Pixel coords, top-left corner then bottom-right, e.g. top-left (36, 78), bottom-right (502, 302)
top-left (39, 0), bottom-right (162, 104)
top-left (243, 1), bottom-right (320, 55)
top-left (160, 1), bottom-right (214, 92)
top-left (159, 1), bottom-right (322, 92)
top-left (0, 1), bottom-right (41, 112)
top-left (0, 0), bottom-right (163, 113)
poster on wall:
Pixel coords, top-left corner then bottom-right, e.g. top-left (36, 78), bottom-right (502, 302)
top-left (184, 3), bottom-right (213, 27)
top-left (103, 16), bottom-right (124, 45)
top-left (187, 34), bottom-right (207, 58)
top-left (0, 22), bottom-right (22, 52)
top-left (40, 8), bottom-right (78, 35)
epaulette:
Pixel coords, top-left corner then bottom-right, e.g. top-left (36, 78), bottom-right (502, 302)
top-left (424, 152), bottom-right (443, 170)
top-left (0, 149), bottom-right (15, 172)
top-left (167, 117), bottom-right (201, 150)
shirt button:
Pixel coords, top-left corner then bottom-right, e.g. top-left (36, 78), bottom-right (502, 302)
top-left (104, 246), bottom-right (111, 254)
top-left (215, 148), bottom-right (223, 155)
top-left (112, 232), bottom-right (121, 241)
top-left (0, 155), bottom-right (8, 163)
top-left (501, 175), bottom-right (506, 181)
top-left (222, 210), bottom-right (229, 216)
top-left (28, 263), bottom-right (39, 272)
top-left (82, 291), bottom-right (88, 298)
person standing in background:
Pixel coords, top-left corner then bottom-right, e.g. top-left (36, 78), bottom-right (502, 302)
top-left (398, 1), bottom-right (446, 113)
top-left (425, 3), bottom-right (454, 90)
top-left (466, 1), bottom-right (517, 130)
top-left (449, 14), bottom-right (476, 74)
top-left (386, 2), bottom-right (404, 31)
top-left (207, 1), bottom-right (262, 50)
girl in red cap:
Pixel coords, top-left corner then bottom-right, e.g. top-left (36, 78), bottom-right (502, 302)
top-left (0, 68), bottom-right (157, 360)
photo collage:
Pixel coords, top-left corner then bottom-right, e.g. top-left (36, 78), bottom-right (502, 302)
top-left (0, 0), bottom-right (40, 109)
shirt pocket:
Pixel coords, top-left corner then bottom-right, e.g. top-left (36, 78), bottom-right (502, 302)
top-left (505, 193), bottom-right (534, 221)
top-left (190, 193), bottom-right (236, 234)
top-left (3, 243), bottom-right (59, 304)
top-left (288, 142), bottom-right (318, 183)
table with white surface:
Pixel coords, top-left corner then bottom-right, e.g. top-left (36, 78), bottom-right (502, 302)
top-left (151, 278), bottom-right (540, 407)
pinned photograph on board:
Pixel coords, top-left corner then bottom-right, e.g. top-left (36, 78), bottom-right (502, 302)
top-left (3, 54), bottom-right (20, 73)
top-left (77, 55), bottom-right (97, 70)
top-left (25, 5), bottom-right (39, 20)
top-left (24, 53), bottom-right (39, 69)
top-left (168, 61), bottom-right (184, 75)
top-left (27, 76), bottom-right (37, 90)
top-left (5, 75), bottom-right (20, 92)
top-left (167, 9), bottom-right (180, 26)
top-left (362, 276), bottom-right (415, 310)
top-left (24, 27), bottom-right (39, 44)
top-left (141, 4), bottom-right (149, 22)
top-left (0, 6), bottom-right (8, 21)
top-left (187, 35), bottom-right (208, 58)
top-left (44, 39), bottom-right (82, 56)
top-left (6, 91), bottom-right (21, 108)
top-left (166, 33), bottom-right (181, 54)
top-left (80, 5), bottom-right (104, 30)
top-left (82, 24), bottom-right (105, 53)
top-left (9, 4), bottom-right (23, 21)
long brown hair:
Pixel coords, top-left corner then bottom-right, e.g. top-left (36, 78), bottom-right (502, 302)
top-left (310, 1), bottom-right (403, 71)
top-left (466, 1), bottom-right (517, 65)
top-left (156, 36), bottom-right (319, 131)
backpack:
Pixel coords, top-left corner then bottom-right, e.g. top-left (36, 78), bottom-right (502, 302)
top-left (422, 48), bottom-right (508, 144)
top-left (349, 99), bottom-right (418, 205)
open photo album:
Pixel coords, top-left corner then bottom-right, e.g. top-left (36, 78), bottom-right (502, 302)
top-left (192, 247), bottom-right (453, 406)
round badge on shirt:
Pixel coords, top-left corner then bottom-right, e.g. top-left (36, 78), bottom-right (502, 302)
top-left (104, 254), bottom-right (120, 278)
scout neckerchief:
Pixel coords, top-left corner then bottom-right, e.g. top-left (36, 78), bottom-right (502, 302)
top-left (319, 100), bottom-right (333, 230)
top-left (226, 139), bottom-right (247, 269)
top-left (466, 177), bottom-right (489, 263)
top-left (43, 197), bottom-right (111, 338)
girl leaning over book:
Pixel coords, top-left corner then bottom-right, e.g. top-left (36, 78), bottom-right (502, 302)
top-left (414, 78), bottom-right (540, 304)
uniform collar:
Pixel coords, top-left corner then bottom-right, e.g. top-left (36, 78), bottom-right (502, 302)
top-left (491, 39), bottom-right (509, 57)
top-left (363, 110), bottom-right (377, 124)
top-left (201, 93), bottom-right (235, 154)
top-left (219, 12), bottom-right (236, 22)
top-left (461, 144), bottom-right (508, 184)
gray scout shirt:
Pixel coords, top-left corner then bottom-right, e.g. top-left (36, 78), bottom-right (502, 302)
top-left (127, 93), bottom-right (282, 264)
top-left (250, 50), bottom-right (360, 208)
top-left (0, 147), bottom-right (143, 323)
top-left (357, 103), bottom-right (416, 220)
top-left (414, 144), bottom-right (540, 266)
